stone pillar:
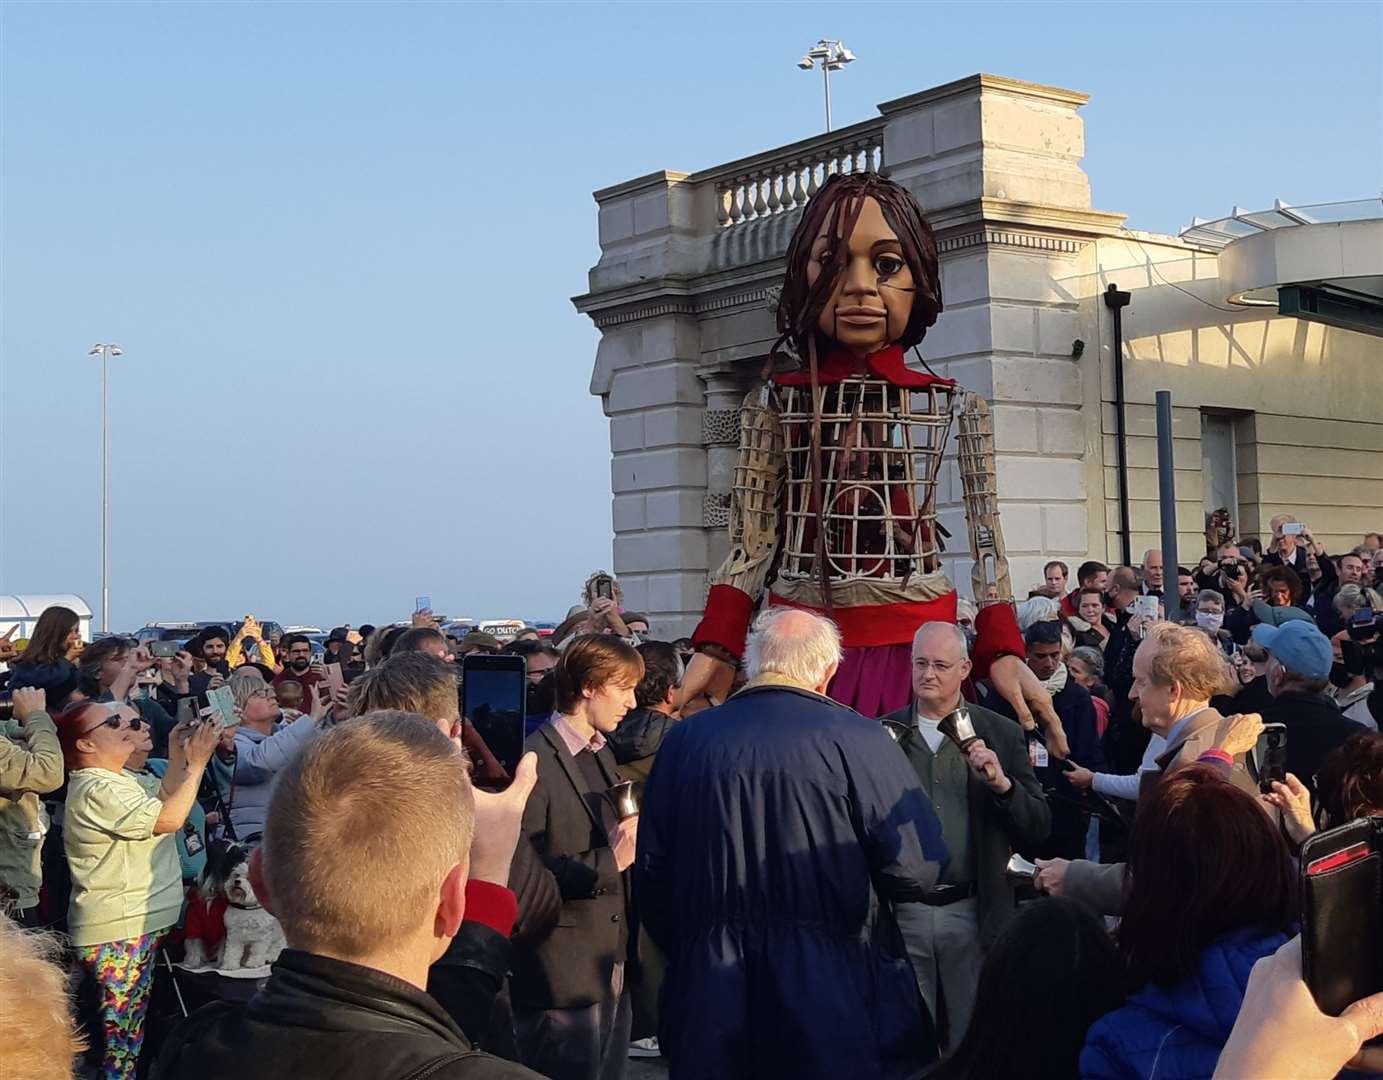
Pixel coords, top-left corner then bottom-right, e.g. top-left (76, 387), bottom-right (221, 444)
top-left (581, 171), bottom-right (714, 640)
top-left (878, 75), bottom-right (1123, 592)
top-left (698, 367), bottom-right (749, 579)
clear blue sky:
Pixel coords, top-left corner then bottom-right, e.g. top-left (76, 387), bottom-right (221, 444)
top-left (2, 1), bottom-right (1379, 631)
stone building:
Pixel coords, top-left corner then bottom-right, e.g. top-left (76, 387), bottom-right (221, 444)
top-left (573, 73), bottom-right (1383, 638)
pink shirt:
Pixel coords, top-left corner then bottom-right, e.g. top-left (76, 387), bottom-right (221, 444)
top-left (550, 713), bottom-right (607, 758)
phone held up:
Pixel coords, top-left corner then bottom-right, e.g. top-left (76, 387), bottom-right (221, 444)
top-left (150, 640), bottom-right (181, 659)
top-left (1250, 722), bottom-right (1287, 794)
top-left (461, 652), bottom-right (527, 791)
top-left (416, 596), bottom-right (432, 614)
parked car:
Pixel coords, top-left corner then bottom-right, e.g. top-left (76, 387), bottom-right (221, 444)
top-left (134, 620), bottom-right (284, 648)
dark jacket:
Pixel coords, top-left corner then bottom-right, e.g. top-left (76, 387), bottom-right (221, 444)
top-left (152, 949), bottom-right (536, 1080)
top-left (511, 722), bottom-right (629, 1011)
top-left (1260, 689), bottom-right (1365, 801)
top-left (988, 679), bottom-right (1103, 860)
top-left (606, 705), bottom-right (677, 785)
top-left (6, 658), bottom-right (77, 697)
top-left (1210, 674), bottom-right (1274, 719)
top-left (1080, 928), bottom-right (1289, 1080)
top-left (639, 680), bottom-right (948, 1080)
top-left (883, 699), bottom-right (1051, 946)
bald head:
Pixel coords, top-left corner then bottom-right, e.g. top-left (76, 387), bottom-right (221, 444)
top-left (912, 621), bottom-right (968, 660)
top-left (911, 621), bottom-right (971, 715)
top-left (744, 608), bottom-right (843, 692)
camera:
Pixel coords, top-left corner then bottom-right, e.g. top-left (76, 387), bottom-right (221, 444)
top-left (150, 640), bottom-right (181, 658)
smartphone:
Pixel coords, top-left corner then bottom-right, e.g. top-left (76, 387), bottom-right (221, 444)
top-left (594, 575), bottom-right (614, 602)
top-left (1283, 522), bottom-right (1305, 536)
top-left (416, 596), bottom-right (432, 613)
top-left (1133, 595), bottom-right (1160, 621)
top-left (150, 640), bottom-right (180, 658)
top-left (206, 685), bottom-right (241, 728)
top-left (324, 661), bottom-right (345, 699)
top-left (1302, 818), bottom-right (1383, 1016)
top-left (1252, 722), bottom-right (1287, 794)
top-left (461, 653), bottom-right (527, 787)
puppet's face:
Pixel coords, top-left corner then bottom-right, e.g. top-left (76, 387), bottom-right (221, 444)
top-left (806, 196), bottom-right (915, 358)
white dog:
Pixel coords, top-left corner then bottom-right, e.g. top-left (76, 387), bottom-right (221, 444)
top-left (219, 848), bottom-right (286, 971)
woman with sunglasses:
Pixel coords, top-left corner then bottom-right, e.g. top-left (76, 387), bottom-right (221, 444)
top-left (57, 701), bottom-right (221, 1080)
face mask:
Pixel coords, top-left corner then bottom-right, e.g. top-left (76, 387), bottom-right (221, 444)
top-left (1330, 663), bottom-right (1356, 690)
top-left (527, 672), bottom-right (556, 717)
top-left (291, 658), bottom-right (311, 672)
top-left (1195, 611), bottom-right (1224, 633)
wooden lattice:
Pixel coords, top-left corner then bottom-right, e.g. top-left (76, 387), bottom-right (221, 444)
top-left (777, 379), bottom-right (956, 584)
top-left (706, 386), bottom-right (785, 598)
top-left (956, 393), bottom-right (1012, 603)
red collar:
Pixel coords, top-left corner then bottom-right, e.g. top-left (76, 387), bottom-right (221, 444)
top-left (774, 344), bottom-right (953, 388)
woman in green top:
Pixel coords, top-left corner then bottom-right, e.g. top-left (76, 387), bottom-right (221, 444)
top-left (56, 700), bottom-right (221, 1080)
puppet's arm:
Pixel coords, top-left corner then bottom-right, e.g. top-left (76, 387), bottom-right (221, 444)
top-left (691, 386), bottom-right (785, 662)
top-left (956, 393), bottom-right (1069, 757)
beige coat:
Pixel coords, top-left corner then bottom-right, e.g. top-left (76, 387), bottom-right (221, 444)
top-left (0, 709), bottom-right (65, 911)
top-left (1062, 708), bottom-right (1260, 915)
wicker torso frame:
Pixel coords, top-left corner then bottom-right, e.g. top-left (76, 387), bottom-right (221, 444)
top-left (777, 377), bottom-right (956, 585)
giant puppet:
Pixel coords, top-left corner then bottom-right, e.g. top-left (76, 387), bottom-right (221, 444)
top-left (690, 172), bottom-right (1067, 751)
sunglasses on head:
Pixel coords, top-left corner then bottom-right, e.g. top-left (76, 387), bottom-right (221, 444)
top-left (80, 712), bottom-right (144, 737)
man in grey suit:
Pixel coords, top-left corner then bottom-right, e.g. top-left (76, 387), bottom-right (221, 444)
top-left (882, 621), bottom-right (1051, 1048)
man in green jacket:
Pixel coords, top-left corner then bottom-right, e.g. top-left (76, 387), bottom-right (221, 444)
top-left (0, 686), bottom-right (65, 925)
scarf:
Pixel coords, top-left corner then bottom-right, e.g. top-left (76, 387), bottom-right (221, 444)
top-left (1041, 663), bottom-right (1069, 697)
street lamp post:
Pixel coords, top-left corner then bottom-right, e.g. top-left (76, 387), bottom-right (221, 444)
top-left (797, 39), bottom-right (856, 132)
top-left (88, 343), bottom-right (122, 632)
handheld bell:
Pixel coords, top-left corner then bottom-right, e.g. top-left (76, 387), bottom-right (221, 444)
top-left (881, 718), bottom-right (912, 744)
top-left (938, 707), bottom-right (980, 751)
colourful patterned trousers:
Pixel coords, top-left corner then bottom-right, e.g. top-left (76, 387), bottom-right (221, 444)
top-left (76, 931), bottom-right (163, 1080)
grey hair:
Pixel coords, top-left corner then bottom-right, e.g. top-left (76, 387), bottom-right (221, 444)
top-left (1336, 584), bottom-right (1383, 615)
top-left (229, 666), bottom-right (268, 710)
top-left (743, 608), bottom-right (843, 688)
top-left (955, 597), bottom-right (978, 624)
top-left (1016, 596), bottom-right (1060, 633)
top-left (1069, 645), bottom-right (1105, 680)
top-left (1195, 589), bottom-right (1225, 609)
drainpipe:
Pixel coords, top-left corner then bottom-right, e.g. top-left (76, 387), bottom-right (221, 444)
top-left (1104, 283), bottom-right (1133, 567)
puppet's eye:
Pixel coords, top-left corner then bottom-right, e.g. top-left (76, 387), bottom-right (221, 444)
top-left (875, 254), bottom-right (904, 277)
top-left (816, 247), bottom-right (834, 264)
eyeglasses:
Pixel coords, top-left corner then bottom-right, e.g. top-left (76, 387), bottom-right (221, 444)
top-left (249, 687), bottom-right (277, 699)
top-left (80, 712), bottom-right (145, 737)
top-left (912, 659), bottom-right (957, 674)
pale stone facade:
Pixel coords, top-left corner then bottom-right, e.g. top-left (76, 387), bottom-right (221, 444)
top-left (574, 74), bottom-right (1383, 640)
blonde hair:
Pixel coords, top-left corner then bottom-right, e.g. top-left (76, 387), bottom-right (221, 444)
top-left (347, 652), bottom-right (459, 726)
top-left (262, 711), bottom-right (474, 956)
top-left (0, 916), bottom-right (85, 1079)
top-left (1143, 621), bottom-right (1234, 701)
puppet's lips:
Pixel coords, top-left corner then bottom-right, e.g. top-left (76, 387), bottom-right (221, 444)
top-left (836, 307), bottom-right (886, 323)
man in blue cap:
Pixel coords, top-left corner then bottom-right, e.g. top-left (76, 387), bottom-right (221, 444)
top-left (1255, 620), bottom-right (1364, 800)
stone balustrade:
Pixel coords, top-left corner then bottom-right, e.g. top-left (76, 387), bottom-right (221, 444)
top-left (694, 119), bottom-right (885, 229)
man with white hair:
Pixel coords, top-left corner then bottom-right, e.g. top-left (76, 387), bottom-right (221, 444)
top-left (636, 607), bottom-right (949, 1078)
top-left (881, 621), bottom-right (1050, 1048)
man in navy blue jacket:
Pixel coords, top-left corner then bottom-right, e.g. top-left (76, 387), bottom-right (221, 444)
top-left (636, 608), bottom-right (948, 1080)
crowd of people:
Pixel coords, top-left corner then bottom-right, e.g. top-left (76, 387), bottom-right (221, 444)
top-left (0, 518), bottom-right (1381, 1080)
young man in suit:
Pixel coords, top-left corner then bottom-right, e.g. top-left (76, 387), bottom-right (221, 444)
top-left (513, 635), bottom-right (644, 1080)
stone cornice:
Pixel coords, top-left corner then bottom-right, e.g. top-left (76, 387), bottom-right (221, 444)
top-left (574, 211), bottom-right (1125, 327)
top-left (592, 169), bottom-right (691, 204)
top-left (879, 73), bottom-right (1089, 114)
